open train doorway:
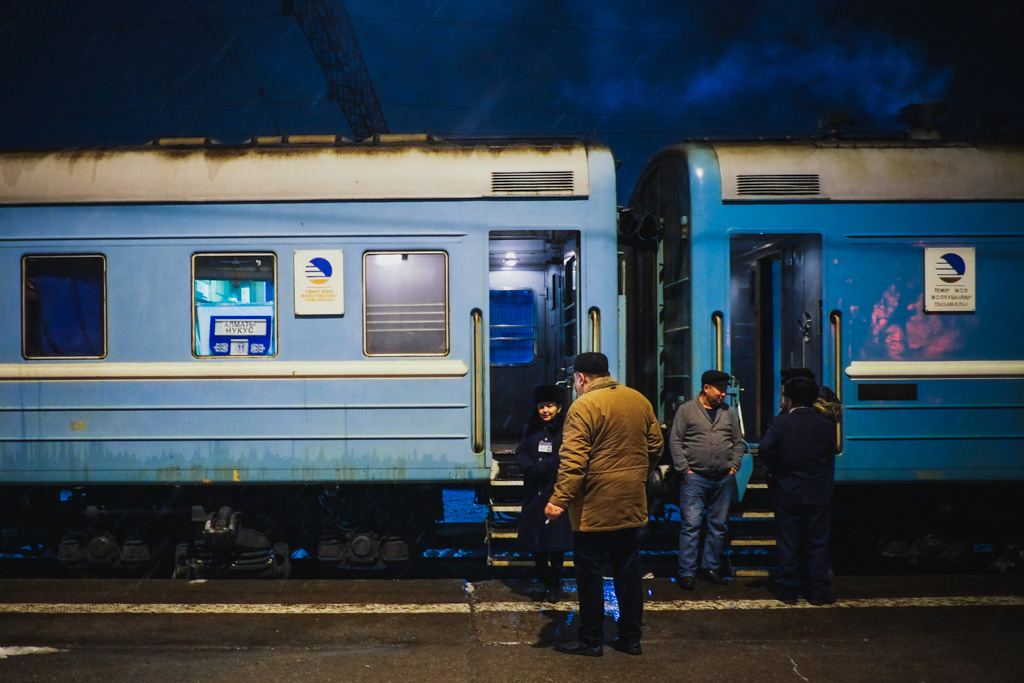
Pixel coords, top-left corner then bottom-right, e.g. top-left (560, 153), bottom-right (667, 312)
top-left (730, 234), bottom-right (823, 442)
top-left (487, 230), bottom-right (580, 443)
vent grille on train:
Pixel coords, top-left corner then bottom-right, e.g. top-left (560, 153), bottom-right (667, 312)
top-left (736, 174), bottom-right (821, 196)
top-left (491, 171), bottom-right (574, 194)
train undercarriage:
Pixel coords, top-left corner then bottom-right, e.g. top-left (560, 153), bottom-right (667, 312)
top-left (0, 483), bottom-right (445, 579)
top-left (1, 476), bottom-right (1021, 578)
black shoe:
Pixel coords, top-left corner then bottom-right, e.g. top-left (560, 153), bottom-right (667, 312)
top-left (612, 639), bottom-right (642, 655)
top-left (698, 568), bottom-right (730, 585)
top-left (766, 581), bottom-right (798, 605)
top-left (676, 574), bottom-right (695, 590)
top-left (808, 591), bottom-right (837, 606)
top-left (554, 641), bottom-right (603, 657)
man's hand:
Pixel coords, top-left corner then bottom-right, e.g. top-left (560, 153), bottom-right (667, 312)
top-left (544, 502), bottom-right (565, 521)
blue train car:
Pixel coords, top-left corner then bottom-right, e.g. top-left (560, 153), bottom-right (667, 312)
top-left (624, 140), bottom-right (1024, 565)
top-left (0, 136), bottom-right (618, 576)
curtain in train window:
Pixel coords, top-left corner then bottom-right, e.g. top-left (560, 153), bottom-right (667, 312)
top-left (489, 289), bottom-right (536, 364)
top-left (193, 253), bottom-right (276, 357)
top-left (22, 255), bottom-right (106, 359)
top-left (363, 251), bottom-right (448, 356)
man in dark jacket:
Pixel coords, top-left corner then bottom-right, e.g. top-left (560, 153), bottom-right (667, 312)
top-left (758, 376), bottom-right (838, 606)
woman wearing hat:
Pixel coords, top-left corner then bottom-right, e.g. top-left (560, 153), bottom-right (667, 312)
top-left (515, 383), bottom-right (573, 601)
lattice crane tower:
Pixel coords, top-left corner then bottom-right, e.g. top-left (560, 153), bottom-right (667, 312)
top-left (286, 0), bottom-right (389, 140)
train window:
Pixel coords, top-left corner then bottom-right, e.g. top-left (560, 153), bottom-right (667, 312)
top-left (192, 253), bottom-right (277, 357)
top-left (22, 255), bottom-right (106, 359)
top-left (363, 251), bottom-right (448, 356)
top-left (489, 289), bottom-right (536, 364)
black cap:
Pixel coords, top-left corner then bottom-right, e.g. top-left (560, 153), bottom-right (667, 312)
top-left (701, 370), bottom-right (731, 387)
top-left (781, 367), bottom-right (816, 383)
top-left (532, 384), bottom-right (563, 405)
top-left (783, 377), bottom-right (819, 405)
top-left (572, 352), bottom-right (609, 375)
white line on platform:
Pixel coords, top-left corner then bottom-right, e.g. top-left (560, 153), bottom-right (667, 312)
top-left (480, 595), bottom-right (1024, 611)
top-left (0, 603), bottom-right (471, 615)
top-left (643, 595), bottom-right (1024, 610)
top-left (0, 646), bottom-right (66, 659)
top-left (0, 595), bottom-right (1022, 615)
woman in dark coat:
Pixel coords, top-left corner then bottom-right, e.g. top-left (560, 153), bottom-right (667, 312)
top-left (515, 383), bottom-right (573, 601)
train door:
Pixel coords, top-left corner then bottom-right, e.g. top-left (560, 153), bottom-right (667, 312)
top-left (487, 230), bottom-right (580, 445)
top-left (729, 234), bottom-right (823, 441)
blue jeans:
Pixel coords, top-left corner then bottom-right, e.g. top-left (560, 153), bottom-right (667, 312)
top-left (678, 471), bottom-right (736, 576)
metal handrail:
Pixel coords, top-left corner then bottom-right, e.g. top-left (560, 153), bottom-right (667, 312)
top-left (829, 309), bottom-right (843, 454)
top-left (589, 307), bottom-right (601, 352)
top-left (471, 309), bottom-right (485, 453)
top-left (711, 311), bottom-right (724, 371)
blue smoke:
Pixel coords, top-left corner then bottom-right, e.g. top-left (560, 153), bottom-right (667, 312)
top-left (683, 36), bottom-right (953, 120)
top-left (559, 0), bottom-right (954, 130)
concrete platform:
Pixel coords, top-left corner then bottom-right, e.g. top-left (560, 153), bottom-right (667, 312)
top-left (1, 574), bottom-right (1022, 682)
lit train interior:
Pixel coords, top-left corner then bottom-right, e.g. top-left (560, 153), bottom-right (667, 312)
top-left (487, 230), bottom-right (580, 445)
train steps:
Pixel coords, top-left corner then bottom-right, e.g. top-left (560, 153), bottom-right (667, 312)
top-left (487, 445), bottom-right (522, 557)
top-left (489, 445), bottom-right (778, 577)
top-left (487, 445), bottom-right (577, 568)
top-left (726, 458), bottom-right (778, 578)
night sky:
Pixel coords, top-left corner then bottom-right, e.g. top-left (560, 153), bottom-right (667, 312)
top-left (2, 0), bottom-right (1022, 203)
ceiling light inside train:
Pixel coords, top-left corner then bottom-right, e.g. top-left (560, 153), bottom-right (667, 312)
top-left (503, 252), bottom-right (518, 267)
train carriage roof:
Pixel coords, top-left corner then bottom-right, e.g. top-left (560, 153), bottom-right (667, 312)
top-left (0, 137), bottom-right (605, 205)
top-left (656, 141), bottom-right (1024, 202)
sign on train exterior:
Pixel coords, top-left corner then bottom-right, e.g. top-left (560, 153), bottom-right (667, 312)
top-left (924, 247), bottom-right (975, 312)
top-left (294, 250), bottom-right (345, 316)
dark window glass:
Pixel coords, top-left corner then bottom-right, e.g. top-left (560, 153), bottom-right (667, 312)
top-left (364, 252), bottom-right (448, 356)
top-left (857, 384), bottom-right (918, 401)
top-left (193, 253), bottom-right (276, 357)
top-left (562, 255), bottom-right (577, 355)
top-left (490, 289), bottom-right (536, 364)
top-left (23, 255), bottom-right (106, 359)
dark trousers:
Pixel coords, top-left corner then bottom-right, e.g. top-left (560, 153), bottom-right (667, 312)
top-left (533, 551), bottom-right (564, 584)
top-left (773, 495), bottom-right (832, 597)
top-left (573, 527), bottom-right (643, 646)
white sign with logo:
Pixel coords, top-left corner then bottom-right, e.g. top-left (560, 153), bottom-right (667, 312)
top-left (924, 247), bottom-right (975, 312)
top-left (294, 250), bottom-right (344, 316)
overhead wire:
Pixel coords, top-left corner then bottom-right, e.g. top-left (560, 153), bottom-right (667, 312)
top-left (180, 0), bottom-right (287, 135)
top-left (0, 9), bottom-right (1005, 49)
top-left (0, 97), bottom-right (811, 129)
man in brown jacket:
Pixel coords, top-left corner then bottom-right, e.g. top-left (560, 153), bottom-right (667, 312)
top-left (544, 352), bottom-right (664, 657)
